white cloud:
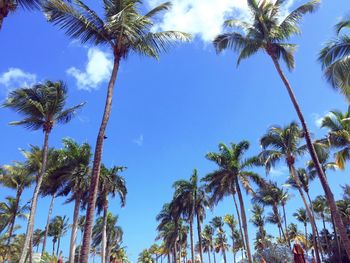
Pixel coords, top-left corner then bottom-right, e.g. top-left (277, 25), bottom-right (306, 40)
top-left (148, 0), bottom-right (295, 42)
top-left (0, 68), bottom-right (36, 92)
top-left (67, 47), bottom-right (113, 91)
top-left (312, 112), bottom-right (332, 128)
top-left (132, 134), bottom-right (144, 146)
top-left (270, 166), bottom-right (289, 177)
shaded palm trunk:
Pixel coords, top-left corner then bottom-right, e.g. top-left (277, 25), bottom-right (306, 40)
top-left (304, 223), bottom-right (308, 249)
top-left (289, 165), bottom-right (321, 263)
top-left (231, 192), bottom-right (246, 258)
top-left (234, 178), bottom-right (253, 263)
top-left (102, 195), bottom-right (109, 263)
top-left (80, 55), bottom-right (121, 263)
top-left (222, 249), bottom-right (227, 263)
top-left (213, 249), bottom-right (216, 263)
top-left (189, 218), bottom-right (195, 263)
top-left (19, 131), bottom-right (50, 263)
top-left (196, 213), bottom-right (204, 263)
top-left (42, 194), bottom-right (55, 256)
top-left (57, 237), bottom-right (61, 256)
top-left (233, 252), bottom-right (236, 263)
top-left (269, 54), bottom-right (350, 259)
top-left (69, 194), bottom-right (81, 263)
top-left (331, 212), bottom-right (342, 260)
top-left (52, 240), bottom-right (56, 256)
top-left (281, 203), bottom-right (290, 247)
top-left (272, 205), bottom-right (287, 242)
top-left (207, 250), bottom-right (211, 263)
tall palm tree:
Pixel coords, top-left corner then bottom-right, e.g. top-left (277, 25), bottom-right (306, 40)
top-left (0, 196), bottom-right (29, 233)
top-left (52, 138), bottom-right (91, 263)
top-left (96, 165), bottom-right (127, 263)
top-left (213, 0), bottom-right (350, 257)
top-left (250, 204), bottom-right (267, 252)
top-left (42, 1), bottom-right (190, 259)
top-left (319, 18), bottom-right (350, 100)
top-left (293, 208), bottom-right (309, 249)
top-left (48, 215), bottom-right (69, 256)
top-left (0, 0), bottom-right (40, 29)
top-left (33, 229), bottom-right (44, 253)
top-left (211, 217), bottom-right (228, 263)
top-left (202, 141), bottom-right (263, 263)
top-left (224, 214), bottom-right (242, 263)
top-left (3, 81), bottom-right (85, 263)
top-left (259, 122), bottom-right (321, 261)
top-left (1, 162), bottom-right (34, 248)
top-left (173, 169), bottom-right (207, 263)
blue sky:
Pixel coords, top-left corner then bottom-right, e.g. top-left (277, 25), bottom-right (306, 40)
top-left (1, 0), bottom-right (350, 262)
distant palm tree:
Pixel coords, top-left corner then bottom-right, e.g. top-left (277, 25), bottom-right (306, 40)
top-left (250, 204), bottom-right (267, 252)
top-left (96, 165), bottom-right (126, 263)
top-left (54, 138), bottom-right (91, 263)
top-left (259, 122), bottom-right (320, 259)
top-left (138, 249), bottom-right (154, 263)
top-left (293, 208), bottom-right (309, 249)
top-left (211, 217), bottom-right (228, 263)
top-left (48, 215), bottom-right (69, 256)
top-left (202, 225), bottom-right (215, 263)
top-left (0, 0), bottom-right (40, 29)
top-left (213, 0), bottom-right (350, 258)
top-left (224, 214), bottom-right (242, 263)
top-left (33, 229), bottom-right (44, 253)
top-left (319, 18), bottom-right (350, 100)
top-left (3, 81), bottom-right (84, 263)
top-left (0, 196), bottom-right (29, 233)
top-left (203, 141), bottom-right (262, 263)
top-left (1, 162), bottom-right (34, 249)
top-left (42, 1), bottom-right (190, 259)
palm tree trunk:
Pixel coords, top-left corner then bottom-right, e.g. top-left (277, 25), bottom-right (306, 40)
top-left (213, 250), bottom-right (216, 263)
top-left (234, 179), bottom-right (253, 263)
top-left (167, 253), bottom-right (170, 263)
top-left (289, 165), bottom-right (321, 263)
top-left (52, 240), bottom-right (56, 256)
top-left (189, 219), bottom-right (195, 263)
top-left (173, 246), bottom-right (177, 263)
top-left (207, 250), bottom-right (211, 263)
top-left (321, 214), bottom-right (331, 255)
top-left (69, 195), bottom-right (81, 263)
top-left (282, 204), bottom-right (289, 242)
top-left (233, 252), bottom-right (236, 263)
top-left (101, 195), bottom-right (109, 263)
top-left (196, 214), bottom-right (204, 263)
top-left (19, 131), bottom-right (50, 263)
top-left (42, 194), bottom-right (55, 256)
top-left (270, 55), bottom-right (350, 259)
top-left (222, 249), bottom-right (227, 263)
top-left (57, 237), bottom-right (60, 256)
top-left (331, 212), bottom-right (342, 260)
top-left (231, 192), bottom-right (246, 258)
top-left (80, 55), bottom-right (121, 263)
top-left (273, 205), bottom-right (287, 242)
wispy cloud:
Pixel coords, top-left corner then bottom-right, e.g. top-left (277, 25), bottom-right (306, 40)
top-left (67, 47), bottom-right (113, 91)
top-left (132, 134), bottom-right (144, 146)
top-left (148, 0), bottom-right (295, 42)
top-left (0, 68), bottom-right (36, 93)
top-left (270, 166), bottom-right (289, 177)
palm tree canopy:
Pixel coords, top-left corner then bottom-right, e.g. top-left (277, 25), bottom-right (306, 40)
top-left (319, 17), bottom-right (350, 100)
top-left (43, 0), bottom-right (190, 60)
top-left (0, 196), bottom-right (29, 233)
top-left (3, 81), bottom-right (85, 133)
top-left (1, 162), bottom-right (34, 193)
top-left (293, 208), bottom-right (309, 225)
top-left (48, 215), bottom-right (69, 241)
top-left (214, 0), bottom-right (320, 70)
top-left (92, 212), bottom-right (123, 248)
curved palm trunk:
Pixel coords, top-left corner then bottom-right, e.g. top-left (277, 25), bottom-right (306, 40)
top-left (101, 195), bottom-right (109, 263)
top-left (42, 194), bottom-right (55, 256)
top-left (189, 219), bottom-right (195, 263)
top-left (231, 193), bottom-right (246, 258)
top-left (80, 55), bottom-right (121, 263)
top-left (289, 165), bottom-right (321, 263)
top-left (5, 188), bottom-right (22, 261)
top-left (196, 214), bottom-right (204, 263)
top-left (270, 55), bottom-right (350, 259)
top-left (69, 195), bottom-right (81, 263)
top-left (19, 131), bottom-right (50, 263)
top-left (234, 179), bottom-right (253, 263)
top-left (272, 205), bottom-right (287, 242)
top-left (281, 203), bottom-right (290, 247)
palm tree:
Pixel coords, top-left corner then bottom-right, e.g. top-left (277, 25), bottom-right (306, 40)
top-left (77, 215), bottom-right (86, 262)
top-left (0, 196), bottom-right (29, 233)
top-left (1, 162), bottom-right (34, 248)
top-left (172, 169), bottom-right (207, 263)
top-left (320, 108), bottom-right (350, 169)
top-left (33, 229), bottom-right (44, 253)
top-left (96, 165), bottom-right (127, 263)
top-left (213, 0), bottom-right (350, 257)
top-left (259, 122), bottom-right (321, 260)
top-left (138, 249), bottom-right (154, 263)
top-left (48, 215), bottom-right (69, 256)
top-left (250, 204), bottom-right (267, 252)
top-left (211, 217), bottom-right (228, 263)
top-left (42, 1), bottom-right (190, 259)
top-left (202, 141), bottom-right (262, 263)
top-left (202, 225), bottom-right (215, 263)
top-left (3, 81), bottom-right (85, 263)
top-left (294, 208), bottom-right (309, 249)
top-left (224, 214), bottom-right (242, 263)
top-left (53, 138), bottom-right (91, 263)
top-left (0, 0), bottom-right (40, 29)
top-left (319, 18), bottom-right (350, 100)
